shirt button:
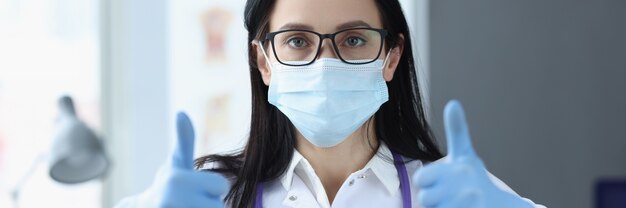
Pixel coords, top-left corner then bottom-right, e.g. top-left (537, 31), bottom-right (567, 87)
top-left (289, 195), bottom-right (298, 201)
top-left (349, 179), bottom-right (355, 186)
top-left (358, 174), bottom-right (367, 179)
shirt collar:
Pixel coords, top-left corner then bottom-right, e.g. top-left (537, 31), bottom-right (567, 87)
top-left (363, 143), bottom-right (401, 195)
top-left (279, 143), bottom-right (401, 196)
top-left (279, 148), bottom-right (305, 190)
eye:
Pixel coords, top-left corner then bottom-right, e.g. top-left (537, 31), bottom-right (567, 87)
top-left (287, 37), bottom-right (309, 48)
top-left (345, 36), bottom-right (366, 47)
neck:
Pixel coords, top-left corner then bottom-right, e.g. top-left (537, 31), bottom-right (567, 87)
top-left (295, 119), bottom-right (379, 204)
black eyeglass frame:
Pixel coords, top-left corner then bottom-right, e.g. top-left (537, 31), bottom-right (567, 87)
top-left (261, 28), bottom-right (389, 66)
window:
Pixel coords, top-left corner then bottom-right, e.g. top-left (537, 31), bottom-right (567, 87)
top-left (0, 0), bottom-right (102, 207)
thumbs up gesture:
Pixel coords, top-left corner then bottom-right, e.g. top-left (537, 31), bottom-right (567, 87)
top-left (118, 112), bottom-right (228, 207)
top-left (413, 101), bottom-right (533, 208)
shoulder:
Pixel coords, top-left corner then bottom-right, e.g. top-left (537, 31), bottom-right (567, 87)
top-left (400, 156), bottom-right (425, 176)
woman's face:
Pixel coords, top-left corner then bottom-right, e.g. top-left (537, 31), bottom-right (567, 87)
top-left (255, 0), bottom-right (404, 85)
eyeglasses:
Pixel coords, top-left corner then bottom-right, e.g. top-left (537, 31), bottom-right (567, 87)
top-left (260, 28), bottom-right (388, 66)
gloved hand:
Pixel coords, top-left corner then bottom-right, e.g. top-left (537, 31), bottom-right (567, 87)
top-left (117, 112), bottom-right (228, 207)
top-left (413, 100), bottom-right (533, 208)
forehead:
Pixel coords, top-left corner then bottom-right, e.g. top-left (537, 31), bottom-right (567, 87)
top-left (269, 0), bottom-right (383, 33)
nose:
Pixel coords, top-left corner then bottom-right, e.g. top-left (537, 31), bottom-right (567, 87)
top-left (316, 38), bottom-right (339, 60)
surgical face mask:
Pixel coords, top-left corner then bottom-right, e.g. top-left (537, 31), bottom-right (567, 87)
top-left (262, 46), bottom-right (391, 147)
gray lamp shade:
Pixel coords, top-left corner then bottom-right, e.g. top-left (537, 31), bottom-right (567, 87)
top-left (49, 96), bottom-right (109, 184)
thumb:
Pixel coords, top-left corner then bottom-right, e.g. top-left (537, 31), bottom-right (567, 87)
top-left (444, 100), bottom-right (477, 161)
top-left (172, 112), bottom-right (195, 170)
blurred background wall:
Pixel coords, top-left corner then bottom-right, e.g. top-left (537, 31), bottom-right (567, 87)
top-left (428, 0), bottom-right (626, 207)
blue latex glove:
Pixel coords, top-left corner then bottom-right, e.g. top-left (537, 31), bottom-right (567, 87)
top-left (413, 100), bottom-right (532, 208)
top-left (119, 112), bottom-right (228, 207)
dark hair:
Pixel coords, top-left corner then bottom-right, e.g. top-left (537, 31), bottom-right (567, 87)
top-left (195, 0), bottom-right (443, 207)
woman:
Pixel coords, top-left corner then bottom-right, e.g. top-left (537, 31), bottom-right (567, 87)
top-left (117, 0), bottom-right (545, 207)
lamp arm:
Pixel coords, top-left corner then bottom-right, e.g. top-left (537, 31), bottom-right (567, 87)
top-left (10, 152), bottom-right (47, 208)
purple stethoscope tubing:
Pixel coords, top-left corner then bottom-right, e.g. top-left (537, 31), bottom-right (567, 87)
top-left (255, 182), bottom-right (265, 208)
top-left (392, 152), bottom-right (412, 208)
top-left (254, 151), bottom-right (411, 208)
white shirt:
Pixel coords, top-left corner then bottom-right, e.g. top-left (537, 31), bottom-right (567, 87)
top-left (255, 144), bottom-right (546, 208)
top-left (115, 144), bottom-right (546, 208)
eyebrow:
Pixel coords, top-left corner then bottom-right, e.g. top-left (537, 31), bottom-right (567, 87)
top-left (336, 20), bottom-right (372, 30)
top-left (278, 23), bottom-right (314, 31)
top-left (277, 20), bottom-right (372, 32)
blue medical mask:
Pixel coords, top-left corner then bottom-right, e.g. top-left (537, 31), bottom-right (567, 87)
top-left (262, 49), bottom-right (391, 147)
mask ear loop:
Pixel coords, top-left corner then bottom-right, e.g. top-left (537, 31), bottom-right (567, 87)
top-left (381, 47), bottom-right (394, 70)
top-left (254, 40), bottom-right (274, 71)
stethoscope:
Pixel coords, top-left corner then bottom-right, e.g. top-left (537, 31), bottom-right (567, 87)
top-left (254, 151), bottom-right (412, 208)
